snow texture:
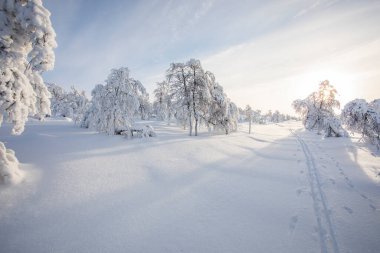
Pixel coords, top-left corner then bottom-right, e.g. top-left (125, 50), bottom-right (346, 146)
top-left (0, 119), bottom-right (379, 253)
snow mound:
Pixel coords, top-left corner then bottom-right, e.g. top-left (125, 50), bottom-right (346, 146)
top-left (0, 142), bottom-right (24, 184)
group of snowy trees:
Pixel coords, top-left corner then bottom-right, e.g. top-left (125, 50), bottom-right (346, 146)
top-left (241, 107), bottom-right (294, 125)
top-left (292, 80), bottom-right (347, 137)
top-left (0, 0), bottom-right (56, 184)
top-left (46, 83), bottom-right (89, 123)
top-left (153, 59), bottom-right (239, 135)
top-left (81, 67), bottom-right (152, 136)
top-left (293, 81), bottom-right (379, 148)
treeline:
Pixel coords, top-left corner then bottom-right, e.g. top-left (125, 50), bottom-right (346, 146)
top-left (48, 59), bottom-right (302, 138)
top-left (48, 59), bottom-right (239, 136)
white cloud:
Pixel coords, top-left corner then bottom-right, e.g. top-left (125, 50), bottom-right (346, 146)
top-left (44, 0), bottom-right (380, 115)
top-left (200, 1), bottom-right (380, 114)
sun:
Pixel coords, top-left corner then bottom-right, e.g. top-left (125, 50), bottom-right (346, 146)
top-left (295, 67), bottom-right (358, 107)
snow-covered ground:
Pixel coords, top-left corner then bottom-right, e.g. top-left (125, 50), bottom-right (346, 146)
top-left (0, 119), bottom-right (379, 253)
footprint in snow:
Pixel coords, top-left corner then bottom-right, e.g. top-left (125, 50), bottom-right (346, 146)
top-left (369, 204), bottom-right (377, 211)
top-left (343, 206), bottom-right (353, 214)
top-left (329, 178), bottom-right (336, 185)
top-left (289, 216), bottom-right (298, 231)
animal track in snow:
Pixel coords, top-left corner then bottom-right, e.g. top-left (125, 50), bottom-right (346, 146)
top-left (369, 204), bottom-right (377, 211)
top-left (343, 206), bottom-right (353, 214)
top-left (289, 215), bottom-right (298, 231)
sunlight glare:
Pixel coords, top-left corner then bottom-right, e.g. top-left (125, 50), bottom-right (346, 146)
top-left (296, 67), bottom-right (358, 107)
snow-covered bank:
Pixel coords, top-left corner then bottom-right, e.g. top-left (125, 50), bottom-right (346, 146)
top-left (0, 120), bottom-right (379, 253)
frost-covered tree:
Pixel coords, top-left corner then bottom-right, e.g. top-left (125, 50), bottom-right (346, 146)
top-left (205, 72), bottom-right (228, 131)
top-left (46, 82), bottom-right (65, 116)
top-left (252, 109), bottom-right (262, 124)
top-left (225, 101), bottom-right (239, 134)
top-left (187, 59), bottom-right (210, 136)
top-left (46, 83), bottom-right (89, 123)
top-left (292, 80), bottom-right (346, 137)
top-left (137, 92), bottom-right (151, 120)
top-left (69, 87), bottom-right (90, 124)
top-left (167, 59), bottom-right (239, 136)
top-left (0, 0), bottom-right (56, 184)
top-left (167, 62), bottom-right (192, 134)
top-left (245, 105), bottom-right (253, 134)
top-left (153, 81), bottom-right (173, 123)
top-left (342, 99), bottom-right (380, 149)
top-left (129, 78), bottom-right (151, 120)
top-left (81, 84), bottom-right (105, 129)
top-left (82, 67), bottom-right (147, 135)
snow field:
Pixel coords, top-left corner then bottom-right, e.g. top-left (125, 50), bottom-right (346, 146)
top-left (0, 119), bottom-right (379, 253)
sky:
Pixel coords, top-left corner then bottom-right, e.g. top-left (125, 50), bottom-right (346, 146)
top-left (43, 0), bottom-right (380, 114)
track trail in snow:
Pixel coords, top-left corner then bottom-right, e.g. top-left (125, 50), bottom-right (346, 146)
top-left (314, 141), bottom-right (378, 212)
top-left (290, 129), bottom-right (340, 253)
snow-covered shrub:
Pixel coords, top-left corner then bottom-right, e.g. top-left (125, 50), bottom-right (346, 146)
top-left (342, 99), bottom-right (380, 149)
top-left (292, 80), bottom-right (344, 137)
top-left (323, 116), bottom-right (347, 137)
top-left (0, 141), bottom-right (23, 184)
top-left (0, 0), bottom-right (56, 184)
top-left (142, 125), bottom-right (157, 137)
top-left (118, 125), bottom-right (156, 138)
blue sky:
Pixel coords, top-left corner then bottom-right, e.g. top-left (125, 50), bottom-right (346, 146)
top-left (44, 0), bottom-right (380, 114)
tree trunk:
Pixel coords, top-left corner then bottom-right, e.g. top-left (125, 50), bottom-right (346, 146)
top-left (195, 118), bottom-right (198, 136)
top-left (188, 110), bottom-right (192, 136)
top-left (249, 117), bottom-right (251, 134)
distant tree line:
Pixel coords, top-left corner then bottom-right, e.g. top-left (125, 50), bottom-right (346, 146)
top-left (46, 83), bottom-right (89, 124)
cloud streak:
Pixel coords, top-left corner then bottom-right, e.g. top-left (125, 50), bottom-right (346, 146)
top-left (43, 0), bottom-right (380, 114)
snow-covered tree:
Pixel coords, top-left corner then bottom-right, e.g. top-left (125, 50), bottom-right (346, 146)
top-left (153, 81), bottom-right (173, 123)
top-left (0, 0), bottom-right (56, 184)
top-left (129, 78), bottom-right (151, 120)
top-left (137, 92), bottom-right (151, 120)
top-left (187, 59), bottom-right (210, 136)
top-left (205, 72), bottom-right (228, 131)
top-left (46, 83), bottom-right (89, 123)
top-left (245, 105), bottom-right (253, 134)
top-left (167, 62), bottom-right (192, 134)
top-left (225, 101), bottom-right (239, 134)
top-left (167, 59), bottom-right (239, 136)
top-left (81, 84), bottom-right (105, 129)
top-left (82, 67), bottom-right (148, 135)
top-left (46, 82), bottom-right (65, 116)
top-left (342, 99), bottom-right (380, 149)
top-left (292, 80), bottom-right (346, 137)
